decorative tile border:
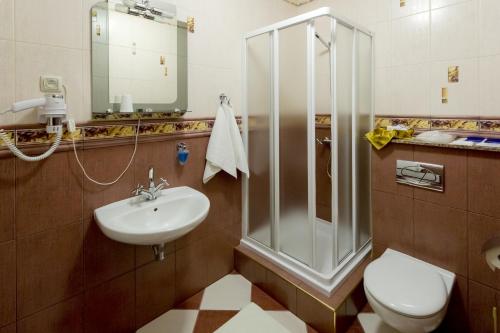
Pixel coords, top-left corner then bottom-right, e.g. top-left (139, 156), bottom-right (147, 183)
top-left (91, 111), bottom-right (186, 121)
top-left (0, 131), bottom-right (15, 147)
top-left (375, 116), bottom-right (500, 135)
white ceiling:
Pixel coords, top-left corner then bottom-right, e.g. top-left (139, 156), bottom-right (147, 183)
top-left (283, 0), bottom-right (314, 6)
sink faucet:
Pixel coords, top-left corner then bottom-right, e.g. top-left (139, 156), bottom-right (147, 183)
top-left (132, 166), bottom-right (169, 200)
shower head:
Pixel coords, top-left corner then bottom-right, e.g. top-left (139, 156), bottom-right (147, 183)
top-left (315, 33), bottom-right (331, 50)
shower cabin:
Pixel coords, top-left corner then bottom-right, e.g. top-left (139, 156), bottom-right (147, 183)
top-left (242, 7), bottom-right (373, 295)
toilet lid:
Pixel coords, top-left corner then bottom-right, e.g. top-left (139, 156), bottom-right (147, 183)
top-left (364, 255), bottom-right (447, 318)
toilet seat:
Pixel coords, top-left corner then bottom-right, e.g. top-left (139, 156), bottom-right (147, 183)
top-left (364, 253), bottom-right (448, 318)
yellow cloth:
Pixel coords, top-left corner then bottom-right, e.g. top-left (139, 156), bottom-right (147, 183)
top-left (365, 128), bottom-right (414, 150)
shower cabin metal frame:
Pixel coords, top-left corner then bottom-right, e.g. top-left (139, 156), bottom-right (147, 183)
top-left (241, 7), bottom-right (374, 295)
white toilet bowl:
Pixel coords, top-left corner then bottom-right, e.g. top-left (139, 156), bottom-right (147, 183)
top-left (363, 249), bottom-right (455, 333)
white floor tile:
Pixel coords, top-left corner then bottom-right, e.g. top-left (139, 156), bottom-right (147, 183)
top-left (136, 310), bottom-right (199, 333)
top-left (200, 274), bottom-right (252, 310)
top-left (215, 303), bottom-right (290, 333)
top-left (267, 311), bottom-right (308, 333)
top-left (358, 313), bottom-right (401, 333)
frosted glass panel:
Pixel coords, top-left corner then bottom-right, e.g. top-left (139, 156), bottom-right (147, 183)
top-left (278, 23), bottom-right (312, 266)
top-left (247, 33), bottom-right (272, 247)
top-left (355, 31), bottom-right (372, 248)
top-left (335, 24), bottom-right (353, 263)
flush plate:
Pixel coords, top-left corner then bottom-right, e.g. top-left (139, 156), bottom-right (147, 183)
top-left (396, 160), bottom-right (444, 192)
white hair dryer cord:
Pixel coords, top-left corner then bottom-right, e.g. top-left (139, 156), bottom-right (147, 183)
top-left (0, 129), bottom-right (63, 162)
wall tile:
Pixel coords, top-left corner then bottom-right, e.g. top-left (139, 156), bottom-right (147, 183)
top-left (372, 190), bottom-right (414, 253)
top-left (234, 250), bottom-right (267, 287)
top-left (468, 213), bottom-right (500, 290)
top-left (83, 219), bottom-right (135, 288)
top-left (14, 42), bottom-right (83, 125)
top-left (431, 2), bottom-right (478, 61)
top-left (0, 0), bottom-right (14, 40)
top-left (391, 0), bottom-right (430, 19)
top-left (413, 200), bottom-right (468, 275)
top-left (479, 54), bottom-right (500, 118)
top-left (263, 271), bottom-right (297, 314)
top-left (0, 157), bottom-right (14, 242)
top-left (468, 150), bottom-right (500, 218)
top-left (430, 58), bottom-right (479, 117)
top-left (0, 241), bottom-right (16, 327)
top-left (135, 256), bottom-right (175, 328)
top-left (133, 141), bottom-right (175, 187)
top-left (372, 22), bottom-right (392, 68)
top-left (391, 63), bottom-right (431, 117)
top-left (374, 67), bottom-right (392, 115)
top-left (438, 275), bottom-right (468, 332)
top-left (296, 289), bottom-right (334, 333)
top-left (175, 238), bottom-right (208, 304)
top-left (17, 223), bottom-right (83, 318)
top-left (0, 40), bottom-right (15, 126)
top-left (84, 272), bottom-right (135, 333)
top-left (17, 296), bottom-right (83, 333)
top-left (371, 144), bottom-right (414, 197)
top-left (413, 146), bottom-right (467, 209)
top-left (15, 0), bottom-right (83, 49)
top-left (468, 281), bottom-right (499, 333)
top-left (16, 151), bottom-right (83, 237)
top-left (431, 0), bottom-right (474, 10)
top-left (205, 234), bottom-right (235, 285)
top-left (82, 144), bottom-right (135, 219)
top-left (0, 324), bottom-right (15, 333)
top-left (479, 0), bottom-right (500, 57)
top-left (392, 12), bottom-right (429, 66)
top-left (135, 242), bottom-right (175, 267)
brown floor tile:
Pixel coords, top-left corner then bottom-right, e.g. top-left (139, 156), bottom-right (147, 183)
top-left (17, 223), bottom-right (83, 318)
top-left (251, 285), bottom-right (286, 311)
top-left (345, 319), bottom-right (364, 333)
top-left (175, 291), bottom-right (204, 310)
top-left (193, 310), bottom-right (238, 333)
top-left (17, 296), bottom-right (83, 333)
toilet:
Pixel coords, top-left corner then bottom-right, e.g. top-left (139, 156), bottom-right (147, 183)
top-left (363, 249), bottom-right (455, 333)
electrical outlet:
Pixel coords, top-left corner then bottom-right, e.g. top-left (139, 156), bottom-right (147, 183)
top-left (40, 75), bottom-right (62, 93)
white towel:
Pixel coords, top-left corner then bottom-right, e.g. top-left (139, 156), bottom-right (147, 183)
top-left (203, 103), bottom-right (249, 183)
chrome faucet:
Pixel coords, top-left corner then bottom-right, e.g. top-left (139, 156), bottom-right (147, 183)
top-left (132, 166), bottom-right (169, 200)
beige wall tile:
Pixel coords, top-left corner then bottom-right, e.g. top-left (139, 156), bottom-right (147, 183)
top-left (431, 0), bottom-right (475, 10)
top-left (391, 63), bottom-right (431, 116)
top-left (479, 0), bottom-right (500, 57)
top-left (15, 0), bottom-right (83, 49)
top-left (372, 21), bottom-right (392, 68)
top-left (0, 40), bottom-right (15, 125)
top-left (431, 2), bottom-right (479, 61)
top-left (0, 0), bottom-right (14, 40)
top-left (392, 12), bottom-right (430, 66)
top-left (430, 58), bottom-right (479, 117)
top-left (479, 54), bottom-right (500, 118)
top-left (14, 42), bottom-right (84, 124)
top-left (391, 0), bottom-right (429, 19)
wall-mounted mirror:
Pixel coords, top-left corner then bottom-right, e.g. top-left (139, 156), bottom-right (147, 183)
top-left (90, 1), bottom-right (187, 119)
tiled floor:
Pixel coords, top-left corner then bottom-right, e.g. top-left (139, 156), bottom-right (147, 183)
top-left (137, 273), bottom-right (318, 333)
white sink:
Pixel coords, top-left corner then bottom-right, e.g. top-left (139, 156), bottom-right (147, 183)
top-left (94, 186), bottom-right (210, 245)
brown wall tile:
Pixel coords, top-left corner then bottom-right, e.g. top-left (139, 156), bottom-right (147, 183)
top-left (0, 241), bottom-right (16, 327)
top-left (469, 213), bottom-right (500, 290)
top-left (175, 238), bottom-right (208, 304)
top-left (133, 141), bottom-right (175, 187)
top-left (135, 242), bottom-right (174, 268)
top-left (468, 151), bottom-right (500, 218)
top-left (468, 281), bottom-right (499, 333)
top-left (0, 157), bottom-right (15, 242)
top-left (413, 147), bottom-right (467, 209)
top-left (234, 249), bottom-right (267, 286)
top-left (82, 145), bottom-right (135, 219)
top-left (263, 270), bottom-right (297, 314)
top-left (205, 234), bottom-right (234, 285)
top-left (17, 222), bottom-right (83, 318)
top-left (371, 145), bottom-right (413, 197)
top-left (135, 255), bottom-right (175, 328)
top-left (0, 324), bottom-right (15, 333)
top-left (16, 151), bottom-right (82, 237)
top-left (413, 200), bottom-right (467, 275)
top-left (296, 289), bottom-right (334, 333)
top-left (437, 275), bottom-right (468, 332)
top-left (372, 190), bottom-right (413, 254)
top-left (17, 296), bottom-right (83, 333)
top-left (84, 272), bottom-right (135, 333)
top-left (83, 219), bottom-right (135, 288)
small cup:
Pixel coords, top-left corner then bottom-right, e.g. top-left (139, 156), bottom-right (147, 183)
top-left (120, 94), bottom-right (134, 113)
